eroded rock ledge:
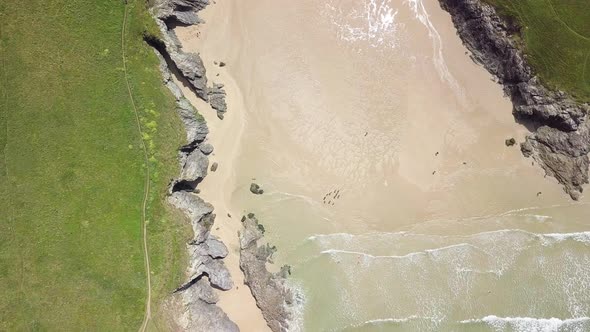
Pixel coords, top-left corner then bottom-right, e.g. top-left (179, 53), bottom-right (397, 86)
top-left (153, 34), bottom-right (237, 332)
top-left (438, 0), bottom-right (590, 199)
top-left (151, 0), bottom-right (228, 118)
top-left (239, 214), bottom-right (295, 332)
top-left (150, 1), bottom-right (296, 330)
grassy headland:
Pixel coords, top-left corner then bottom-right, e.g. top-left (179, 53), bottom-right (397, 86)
top-left (483, 0), bottom-right (590, 102)
top-left (0, 0), bottom-right (189, 330)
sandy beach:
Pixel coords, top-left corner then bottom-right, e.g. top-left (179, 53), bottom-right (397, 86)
top-left (172, 0), bottom-right (590, 330)
top-left (169, 1), bottom-right (270, 330)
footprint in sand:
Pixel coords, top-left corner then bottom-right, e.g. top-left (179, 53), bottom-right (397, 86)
top-left (322, 188), bottom-right (343, 205)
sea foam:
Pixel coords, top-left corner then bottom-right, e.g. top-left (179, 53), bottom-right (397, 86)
top-left (460, 315), bottom-right (590, 332)
top-left (322, 0), bottom-right (401, 49)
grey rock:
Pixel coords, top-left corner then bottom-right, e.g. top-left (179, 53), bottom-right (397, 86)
top-left (208, 83), bottom-right (227, 119)
top-left (154, 0), bottom-right (210, 23)
top-left (180, 284), bottom-right (238, 332)
top-left (177, 99), bottom-right (209, 145)
top-left (203, 236), bottom-right (229, 259)
top-left (172, 51), bottom-right (209, 100)
top-left (520, 126), bottom-right (590, 200)
top-left (187, 252), bottom-right (233, 291)
top-left (168, 191), bottom-right (213, 223)
top-left (153, 1), bottom-right (210, 101)
top-left (154, 50), bottom-right (207, 146)
top-left (505, 138), bottom-right (516, 147)
top-left (171, 10), bottom-right (202, 25)
top-left (187, 277), bottom-right (219, 304)
top-left (181, 149), bottom-right (209, 182)
top-left (193, 212), bottom-right (215, 245)
top-left (239, 214), bottom-right (294, 332)
top-left (152, 1), bottom-right (238, 329)
top-left (438, 0), bottom-right (590, 199)
top-left (250, 183), bottom-right (264, 195)
top-left (210, 162), bottom-right (218, 172)
top-left (168, 191), bottom-right (213, 244)
top-left (199, 143), bottom-right (214, 155)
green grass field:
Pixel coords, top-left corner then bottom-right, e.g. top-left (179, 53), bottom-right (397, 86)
top-left (0, 0), bottom-right (189, 330)
top-left (483, 0), bottom-right (590, 102)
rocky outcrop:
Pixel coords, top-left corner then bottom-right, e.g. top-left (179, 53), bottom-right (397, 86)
top-left (179, 280), bottom-right (238, 332)
top-left (438, 0), bottom-right (590, 199)
top-left (239, 214), bottom-right (294, 332)
top-left (153, 18), bottom-right (209, 100)
top-left (152, 0), bottom-right (230, 119)
top-left (153, 38), bottom-right (237, 330)
top-left (152, 0), bottom-right (209, 100)
top-left (180, 148), bottom-right (209, 184)
top-left (154, 0), bottom-right (209, 25)
top-left (208, 83), bottom-right (228, 119)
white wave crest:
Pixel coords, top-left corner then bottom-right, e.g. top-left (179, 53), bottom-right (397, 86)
top-left (321, 242), bottom-right (481, 260)
top-left (460, 315), bottom-right (590, 332)
top-left (357, 315), bottom-right (438, 325)
top-left (541, 232), bottom-right (590, 246)
top-left (307, 229), bottom-right (590, 247)
top-left (285, 279), bottom-right (306, 332)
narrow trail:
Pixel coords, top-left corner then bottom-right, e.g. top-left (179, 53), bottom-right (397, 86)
top-left (120, 3), bottom-right (153, 331)
top-left (0, 7), bottom-right (8, 176)
top-left (547, 0), bottom-right (590, 42)
top-left (583, 51), bottom-right (590, 86)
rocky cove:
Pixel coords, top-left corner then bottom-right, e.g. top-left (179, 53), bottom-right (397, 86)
top-left (438, 0), bottom-right (590, 200)
top-left (147, 0), bottom-right (590, 331)
top-left (147, 0), bottom-right (295, 331)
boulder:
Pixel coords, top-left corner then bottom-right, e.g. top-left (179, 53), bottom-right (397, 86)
top-left (199, 143), bottom-right (214, 155)
top-left (250, 183), bottom-right (264, 195)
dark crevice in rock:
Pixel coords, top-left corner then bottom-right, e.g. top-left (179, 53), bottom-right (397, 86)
top-left (164, 16), bottom-right (193, 30)
top-left (171, 179), bottom-right (203, 193)
top-left (143, 32), bottom-right (167, 55)
top-left (174, 271), bottom-right (207, 293)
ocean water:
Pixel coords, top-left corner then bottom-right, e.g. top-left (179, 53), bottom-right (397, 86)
top-left (179, 0), bottom-right (590, 330)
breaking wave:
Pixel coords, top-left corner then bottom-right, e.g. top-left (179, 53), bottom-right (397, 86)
top-left (460, 315), bottom-right (590, 332)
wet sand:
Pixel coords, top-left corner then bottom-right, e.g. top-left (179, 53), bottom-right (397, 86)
top-left (173, 0), bottom-right (590, 330)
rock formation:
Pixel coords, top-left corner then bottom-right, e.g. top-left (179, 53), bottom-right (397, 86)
top-left (239, 214), bottom-right (294, 332)
top-left (438, 0), bottom-right (590, 199)
top-left (153, 42), bottom-right (237, 331)
top-left (208, 83), bottom-right (228, 119)
top-left (250, 183), bottom-right (264, 195)
top-left (151, 1), bottom-right (297, 330)
top-left (152, 0), bottom-right (229, 118)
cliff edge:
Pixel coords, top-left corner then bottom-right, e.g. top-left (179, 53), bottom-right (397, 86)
top-left (438, 0), bottom-right (590, 200)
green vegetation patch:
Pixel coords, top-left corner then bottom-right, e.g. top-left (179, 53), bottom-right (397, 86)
top-left (483, 0), bottom-right (590, 102)
top-left (0, 0), bottom-right (188, 330)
